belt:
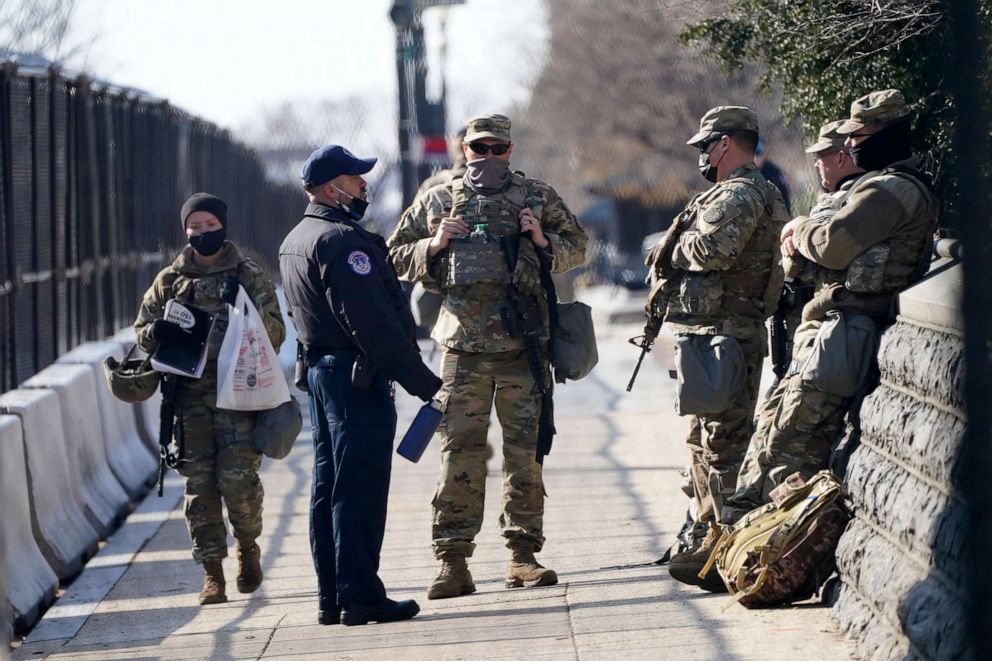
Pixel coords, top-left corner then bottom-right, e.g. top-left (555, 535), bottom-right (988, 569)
top-left (305, 345), bottom-right (356, 358)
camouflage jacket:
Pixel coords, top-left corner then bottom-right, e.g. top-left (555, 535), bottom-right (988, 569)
top-left (784, 176), bottom-right (861, 288)
top-left (135, 242), bottom-right (285, 399)
top-left (387, 172), bottom-right (587, 352)
top-left (415, 163), bottom-right (467, 200)
top-left (792, 157), bottom-right (939, 321)
top-left (648, 163), bottom-right (786, 347)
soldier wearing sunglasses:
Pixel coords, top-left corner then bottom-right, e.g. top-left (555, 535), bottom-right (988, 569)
top-left (388, 114), bottom-right (587, 601)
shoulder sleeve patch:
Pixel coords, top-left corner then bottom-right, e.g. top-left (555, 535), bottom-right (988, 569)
top-left (702, 206), bottom-right (724, 225)
top-left (346, 250), bottom-right (373, 276)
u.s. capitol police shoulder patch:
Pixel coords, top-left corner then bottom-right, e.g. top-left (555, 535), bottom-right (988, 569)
top-left (347, 250), bottom-right (372, 276)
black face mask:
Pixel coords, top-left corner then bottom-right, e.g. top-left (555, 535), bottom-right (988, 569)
top-left (698, 151), bottom-right (718, 183)
top-left (332, 185), bottom-right (369, 221)
top-left (697, 137), bottom-right (725, 183)
top-left (849, 118), bottom-right (912, 171)
top-left (189, 227), bottom-right (226, 256)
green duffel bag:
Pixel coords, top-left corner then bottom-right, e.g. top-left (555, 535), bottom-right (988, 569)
top-left (552, 301), bottom-right (598, 382)
top-left (672, 334), bottom-right (746, 415)
top-left (252, 397), bottom-right (303, 460)
top-left (800, 310), bottom-right (878, 397)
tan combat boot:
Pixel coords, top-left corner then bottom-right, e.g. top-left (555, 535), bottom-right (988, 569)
top-left (237, 540), bottom-right (263, 594)
top-left (668, 523), bottom-right (726, 593)
top-left (505, 550), bottom-right (558, 589)
top-left (199, 559), bottom-right (227, 605)
top-left (427, 554), bottom-right (476, 600)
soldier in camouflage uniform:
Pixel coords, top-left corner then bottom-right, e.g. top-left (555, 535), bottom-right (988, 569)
top-left (135, 193), bottom-right (285, 605)
top-left (723, 90), bottom-right (939, 524)
top-left (644, 106), bottom-right (787, 590)
top-left (773, 120), bottom-right (867, 381)
top-left (387, 114), bottom-right (587, 600)
top-left (409, 128), bottom-right (468, 333)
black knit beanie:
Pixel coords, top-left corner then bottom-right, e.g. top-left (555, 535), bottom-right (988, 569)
top-left (180, 192), bottom-right (228, 229)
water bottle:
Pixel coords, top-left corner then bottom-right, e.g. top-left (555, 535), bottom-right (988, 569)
top-left (469, 223), bottom-right (491, 243)
top-left (396, 398), bottom-right (444, 463)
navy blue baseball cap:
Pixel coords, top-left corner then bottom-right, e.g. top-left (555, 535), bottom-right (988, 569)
top-left (301, 145), bottom-right (377, 188)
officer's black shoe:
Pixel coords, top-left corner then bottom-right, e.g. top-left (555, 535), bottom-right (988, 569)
top-left (341, 598), bottom-right (420, 626)
top-left (317, 608), bottom-right (341, 625)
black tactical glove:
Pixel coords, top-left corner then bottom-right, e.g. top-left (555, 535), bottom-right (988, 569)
top-left (151, 319), bottom-right (185, 344)
top-left (220, 276), bottom-right (240, 307)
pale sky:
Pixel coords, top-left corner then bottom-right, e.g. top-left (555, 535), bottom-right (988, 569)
top-left (67, 0), bottom-right (549, 138)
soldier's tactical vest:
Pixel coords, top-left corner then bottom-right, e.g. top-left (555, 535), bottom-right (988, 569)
top-left (801, 166), bottom-right (937, 303)
top-left (664, 172), bottom-right (787, 337)
top-left (441, 174), bottom-right (544, 300)
top-left (860, 166), bottom-right (938, 293)
top-left (789, 185), bottom-right (851, 291)
top-left (160, 260), bottom-right (248, 391)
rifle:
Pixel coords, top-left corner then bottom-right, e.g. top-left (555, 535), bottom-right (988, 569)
top-left (768, 309), bottom-right (788, 380)
top-left (626, 208), bottom-right (698, 392)
top-left (156, 375), bottom-right (185, 497)
top-left (627, 313), bottom-right (661, 392)
top-left (500, 234), bottom-right (556, 463)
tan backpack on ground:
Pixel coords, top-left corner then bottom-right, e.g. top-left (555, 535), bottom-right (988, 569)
top-left (701, 470), bottom-right (851, 609)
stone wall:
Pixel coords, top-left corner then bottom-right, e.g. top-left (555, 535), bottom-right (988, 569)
top-left (832, 260), bottom-right (971, 660)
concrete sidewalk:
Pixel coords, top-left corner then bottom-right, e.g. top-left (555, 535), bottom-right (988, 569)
top-left (12, 287), bottom-right (854, 660)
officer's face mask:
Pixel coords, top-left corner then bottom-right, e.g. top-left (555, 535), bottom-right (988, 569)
top-left (697, 135), bottom-right (726, 183)
top-left (465, 156), bottom-right (511, 195)
top-left (331, 184), bottom-right (369, 221)
top-left (188, 227), bottom-right (226, 256)
top-left (848, 117), bottom-right (912, 172)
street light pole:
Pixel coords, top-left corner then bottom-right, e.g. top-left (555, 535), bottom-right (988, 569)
top-left (389, 0), bottom-right (418, 210)
top-left (390, 0), bottom-right (466, 211)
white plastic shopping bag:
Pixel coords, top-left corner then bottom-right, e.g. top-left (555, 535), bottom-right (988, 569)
top-left (217, 285), bottom-right (291, 411)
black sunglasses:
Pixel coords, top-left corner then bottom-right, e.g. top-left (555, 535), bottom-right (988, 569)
top-left (698, 134), bottom-right (725, 151)
top-left (468, 141), bottom-right (511, 156)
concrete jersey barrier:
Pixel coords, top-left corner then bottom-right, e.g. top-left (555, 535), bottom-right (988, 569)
top-left (57, 341), bottom-right (157, 498)
top-left (0, 414), bottom-right (58, 636)
top-left (0, 390), bottom-right (100, 580)
top-left (22, 363), bottom-right (132, 537)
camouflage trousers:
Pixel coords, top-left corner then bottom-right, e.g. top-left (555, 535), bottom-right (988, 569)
top-left (684, 348), bottom-right (765, 526)
top-left (432, 347), bottom-right (546, 558)
top-left (722, 320), bottom-right (848, 524)
top-left (175, 389), bottom-right (263, 563)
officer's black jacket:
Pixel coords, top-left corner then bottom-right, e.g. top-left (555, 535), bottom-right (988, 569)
top-left (279, 203), bottom-right (441, 401)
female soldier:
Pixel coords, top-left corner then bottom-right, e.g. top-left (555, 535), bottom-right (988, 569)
top-left (135, 192), bottom-right (285, 605)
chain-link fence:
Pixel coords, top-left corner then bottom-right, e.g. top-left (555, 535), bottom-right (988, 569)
top-left (0, 61), bottom-right (299, 394)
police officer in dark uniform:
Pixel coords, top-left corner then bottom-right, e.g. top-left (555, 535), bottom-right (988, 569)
top-left (279, 145), bottom-right (442, 626)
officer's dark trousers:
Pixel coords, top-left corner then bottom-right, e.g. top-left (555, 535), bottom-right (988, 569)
top-left (307, 352), bottom-right (397, 610)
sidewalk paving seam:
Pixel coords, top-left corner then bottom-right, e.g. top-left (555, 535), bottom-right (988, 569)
top-left (256, 613), bottom-right (284, 660)
top-left (563, 582), bottom-right (580, 661)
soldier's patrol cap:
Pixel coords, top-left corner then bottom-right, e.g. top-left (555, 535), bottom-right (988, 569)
top-left (686, 106), bottom-right (760, 147)
top-left (804, 119), bottom-right (848, 154)
top-left (836, 89), bottom-right (910, 135)
top-left (301, 144), bottom-right (377, 188)
top-left (464, 114), bottom-right (512, 143)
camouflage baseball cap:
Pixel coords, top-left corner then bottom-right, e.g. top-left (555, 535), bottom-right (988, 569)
top-left (686, 106), bottom-right (760, 146)
top-left (804, 119), bottom-right (848, 154)
top-left (464, 114), bottom-right (511, 142)
top-left (836, 89), bottom-right (910, 134)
